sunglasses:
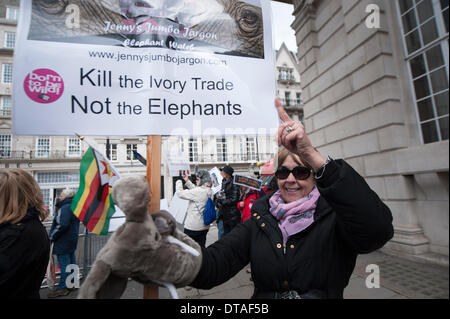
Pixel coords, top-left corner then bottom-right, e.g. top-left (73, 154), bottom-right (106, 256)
top-left (275, 165), bottom-right (312, 180)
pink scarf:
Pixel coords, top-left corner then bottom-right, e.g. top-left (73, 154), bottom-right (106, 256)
top-left (269, 187), bottom-right (320, 245)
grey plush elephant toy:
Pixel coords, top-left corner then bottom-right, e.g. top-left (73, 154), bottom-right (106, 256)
top-left (78, 176), bottom-right (202, 299)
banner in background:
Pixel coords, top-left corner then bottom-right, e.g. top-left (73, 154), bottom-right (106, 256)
top-left (13, 0), bottom-right (277, 136)
top-left (233, 174), bottom-right (262, 191)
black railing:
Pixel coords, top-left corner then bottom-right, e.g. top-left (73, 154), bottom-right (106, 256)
top-left (0, 109), bottom-right (11, 117)
top-left (187, 152), bottom-right (274, 164)
top-left (41, 218), bottom-right (123, 289)
top-left (278, 74), bottom-right (297, 82)
top-left (278, 98), bottom-right (302, 108)
top-left (0, 150), bottom-right (84, 160)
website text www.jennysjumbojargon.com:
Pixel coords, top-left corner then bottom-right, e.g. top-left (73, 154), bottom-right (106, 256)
top-left (88, 50), bottom-right (228, 67)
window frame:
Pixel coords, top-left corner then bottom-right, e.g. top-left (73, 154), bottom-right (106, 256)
top-left (6, 6), bottom-right (19, 21)
top-left (188, 137), bottom-right (199, 162)
top-left (66, 137), bottom-right (81, 157)
top-left (36, 137), bottom-right (51, 158)
top-left (4, 32), bottom-right (15, 48)
top-left (396, 0), bottom-right (449, 143)
top-left (109, 143), bottom-right (118, 161)
top-left (0, 134), bottom-right (11, 158)
top-left (36, 171), bottom-right (79, 184)
top-left (126, 143), bottom-right (137, 161)
top-left (240, 136), bottom-right (257, 161)
top-left (216, 137), bottom-right (228, 162)
top-left (2, 64), bottom-right (13, 84)
top-left (0, 95), bottom-right (12, 116)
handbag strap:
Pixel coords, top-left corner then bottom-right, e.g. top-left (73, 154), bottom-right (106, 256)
top-left (193, 200), bottom-right (203, 216)
top-left (193, 191), bottom-right (213, 216)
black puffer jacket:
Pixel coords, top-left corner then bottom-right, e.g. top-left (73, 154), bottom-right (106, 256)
top-left (214, 177), bottom-right (241, 229)
top-left (191, 160), bottom-right (394, 298)
top-left (0, 208), bottom-right (50, 299)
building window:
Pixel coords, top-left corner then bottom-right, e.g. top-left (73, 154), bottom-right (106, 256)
top-left (0, 134), bottom-right (11, 158)
top-left (4, 32), bottom-right (15, 48)
top-left (67, 138), bottom-right (81, 157)
top-left (109, 144), bottom-right (117, 161)
top-left (6, 6), bottom-right (19, 20)
top-left (279, 67), bottom-right (294, 81)
top-left (0, 96), bottom-right (12, 116)
top-left (179, 137), bottom-right (185, 153)
top-left (240, 137), bottom-right (257, 161)
top-left (126, 144), bottom-right (137, 160)
top-left (2, 64), bottom-right (13, 83)
top-left (285, 91), bottom-right (291, 107)
top-left (247, 137), bottom-right (257, 161)
top-left (397, 0), bottom-right (449, 143)
top-left (296, 92), bottom-right (302, 105)
top-left (216, 137), bottom-right (227, 162)
top-left (189, 138), bottom-right (199, 162)
top-left (36, 171), bottom-right (79, 184)
top-left (41, 189), bottom-right (51, 210)
top-left (36, 137), bottom-right (50, 158)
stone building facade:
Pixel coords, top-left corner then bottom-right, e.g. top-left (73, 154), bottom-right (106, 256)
top-left (276, 42), bottom-right (304, 121)
top-left (290, 0), bottom-right (448, 264)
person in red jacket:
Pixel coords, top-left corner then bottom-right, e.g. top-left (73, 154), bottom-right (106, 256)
top-left (238, 187), bottom-right (266, 222)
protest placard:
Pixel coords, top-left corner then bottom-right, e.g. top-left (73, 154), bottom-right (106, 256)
top-left (13, 0), bottom-right (277, 136)
top-left (167, 194), bottom-right (189, 224)
top-left (166, 152), bottom-right (191, 177)
top-left (209, 167), bottom-right (223, 194)
top-left (233, 174), bottom-right (263, 191)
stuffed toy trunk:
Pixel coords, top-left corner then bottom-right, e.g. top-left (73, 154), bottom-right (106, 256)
top-left (78, 176), bottom-right (202, 299)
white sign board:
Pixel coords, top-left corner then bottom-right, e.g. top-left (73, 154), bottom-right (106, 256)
top-left (13, 0), bottom-right (278, 136)
top-left (108, 205), bottom-right (125, 233)
top-left (167, 153), bottom-right (191, 177)
top-left (108, 198), bottom-right (170, 232)
top-left (209, 167), bottom-right (223, 195)
top-left (167, 193), bottom-right (189, 224)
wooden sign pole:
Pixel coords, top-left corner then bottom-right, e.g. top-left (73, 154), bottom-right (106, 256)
top-left (144, 135), bottom-right (162, 299)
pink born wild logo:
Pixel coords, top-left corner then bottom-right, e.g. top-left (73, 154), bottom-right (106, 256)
top-left (23, 68), bottom-right (64, 103)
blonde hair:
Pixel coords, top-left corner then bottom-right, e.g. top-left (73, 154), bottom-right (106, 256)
top-left (0, 169), bottom-right (48, 224)
top-left (276, 147), bottom-right (313, 171)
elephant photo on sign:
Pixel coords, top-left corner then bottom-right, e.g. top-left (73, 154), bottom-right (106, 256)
top-left (28, 0), bottom-right (265, 58)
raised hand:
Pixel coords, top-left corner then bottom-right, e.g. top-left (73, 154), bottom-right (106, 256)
top-left (274, 98), bottom-right (326, 171)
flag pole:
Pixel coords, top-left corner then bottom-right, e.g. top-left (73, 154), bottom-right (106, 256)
top-left (143, 135), bottom-right (162, 299)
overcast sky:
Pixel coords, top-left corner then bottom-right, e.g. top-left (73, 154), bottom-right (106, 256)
top-left (270, 1), bottom-right (297, 53)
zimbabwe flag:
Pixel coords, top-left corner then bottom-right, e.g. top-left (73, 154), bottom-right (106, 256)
top-left (71, 146), bottom-right (120, 235)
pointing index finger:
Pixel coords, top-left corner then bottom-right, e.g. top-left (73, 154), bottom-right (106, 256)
top-left (274, 97), bottom-right (292, 123)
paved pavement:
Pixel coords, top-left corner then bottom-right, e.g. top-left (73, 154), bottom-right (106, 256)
top-left (40, 224), bottom-right (449, 299)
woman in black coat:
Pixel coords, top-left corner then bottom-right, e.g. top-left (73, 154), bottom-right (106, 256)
top-left (190, 99), bottom-right (394, 298)
top-left (0, 169), bottom-right (50, 299)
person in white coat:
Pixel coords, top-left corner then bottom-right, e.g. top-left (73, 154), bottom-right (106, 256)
top-left (176, 170), bottom-right (213, 248)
